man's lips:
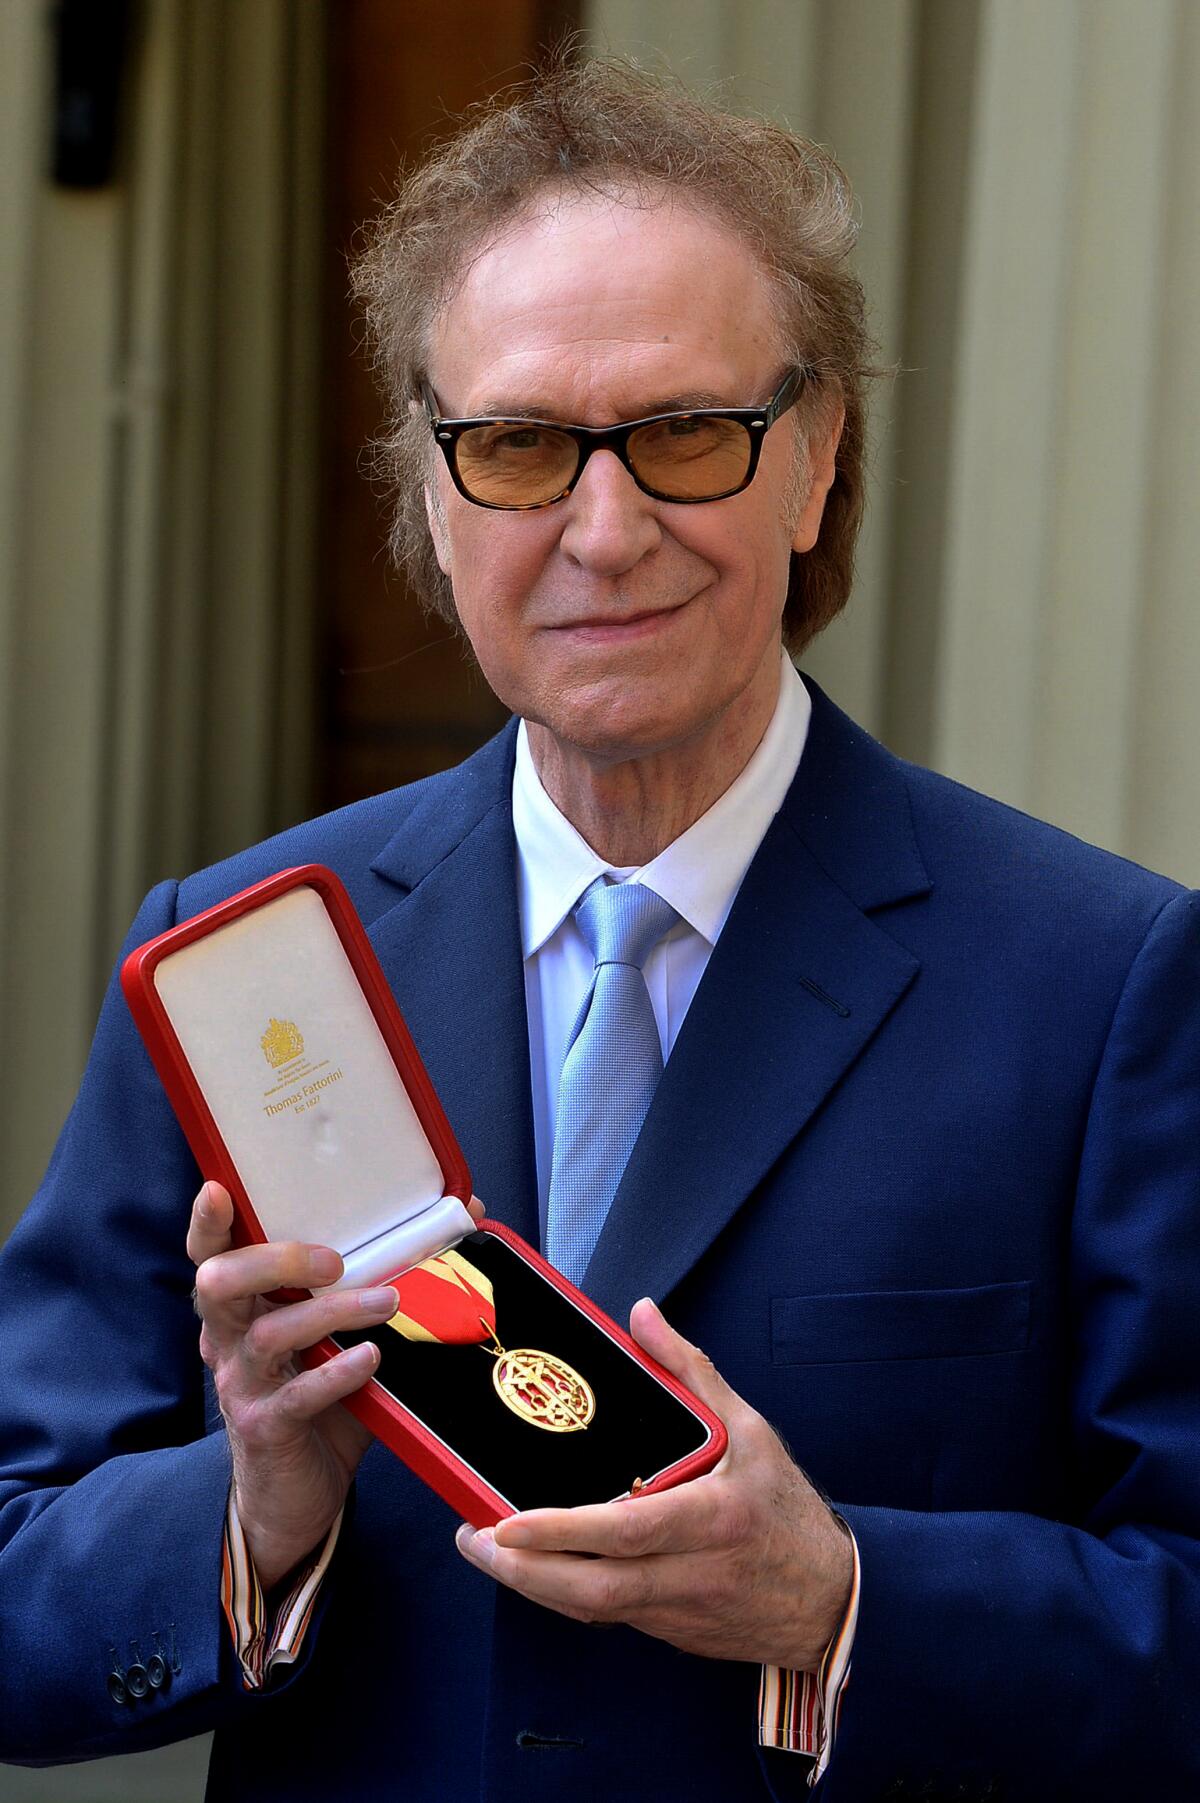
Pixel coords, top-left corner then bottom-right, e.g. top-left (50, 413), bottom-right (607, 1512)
top-left (546, 598), bottom-right (690, 637)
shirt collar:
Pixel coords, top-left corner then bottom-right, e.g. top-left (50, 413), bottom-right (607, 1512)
top-left (512, 648), bottom-right (811, 958)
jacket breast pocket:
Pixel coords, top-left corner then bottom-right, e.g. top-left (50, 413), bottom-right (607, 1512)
top-left (770, 1280), bottom-right (1033, 1366)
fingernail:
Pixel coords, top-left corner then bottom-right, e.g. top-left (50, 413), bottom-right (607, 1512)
top-left (348, 1341), bottom-right (378, 1371)
top-left (310, 1248), bottom-right (342, 1282)
top-left (457, 1526), bottom-right (496, 1567)
top-left (359, 1286), bottom-right (398, 1313)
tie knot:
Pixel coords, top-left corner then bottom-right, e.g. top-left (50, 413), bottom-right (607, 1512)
top-left (574, 878), bottom-right (679, 971)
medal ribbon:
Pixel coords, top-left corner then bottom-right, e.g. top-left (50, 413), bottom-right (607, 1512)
top-left (386, 1246), bottom-right (496, 1345)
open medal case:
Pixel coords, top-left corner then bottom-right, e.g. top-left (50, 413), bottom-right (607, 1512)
top-left (121, 865), bottom-right (726, 1527)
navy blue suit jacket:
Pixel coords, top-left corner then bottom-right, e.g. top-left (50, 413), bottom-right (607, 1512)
top-left (2, 680), bottom-right (1198, 1802)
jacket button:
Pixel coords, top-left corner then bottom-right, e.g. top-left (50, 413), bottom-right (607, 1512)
top-left (107, 1672), bottom-right (128, 1706)
top-left (146, 1653), bottom-right (169, 1691)
top-left (125, 1663), bottom-right (149, 1700)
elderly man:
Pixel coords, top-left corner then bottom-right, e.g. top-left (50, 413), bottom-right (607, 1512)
top-left (1, 59), bottom-right (1197, 1803)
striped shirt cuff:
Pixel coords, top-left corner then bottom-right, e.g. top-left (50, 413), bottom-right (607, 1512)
top-left (757, 1520), bottom-right (861, 1785)
top-left (220, 1486), bottom-right (344, 1691)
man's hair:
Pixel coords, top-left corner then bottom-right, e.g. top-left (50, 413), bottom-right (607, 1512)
top-left (351, 55), bottom-right (875, 651)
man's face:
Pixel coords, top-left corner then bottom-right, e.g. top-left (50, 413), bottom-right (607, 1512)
top-left (427, 190), bottom-right (834, 769)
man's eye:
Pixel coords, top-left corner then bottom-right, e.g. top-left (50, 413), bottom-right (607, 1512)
top-left (488, 427), bottom-right (550, 454)
top-left (664, 416), bottom-right (703, 438)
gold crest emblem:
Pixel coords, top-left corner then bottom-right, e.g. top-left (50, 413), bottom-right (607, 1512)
top-left (260, 1018), bottom-right (304, 1069)
top-left (492, 1348), bottom-right (596, 1433)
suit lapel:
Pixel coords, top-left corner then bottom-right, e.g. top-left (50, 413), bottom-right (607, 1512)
top-left (583, 681), bottom-right (932, 1321)
top-left (366, 723), bottom-right (540, 1246)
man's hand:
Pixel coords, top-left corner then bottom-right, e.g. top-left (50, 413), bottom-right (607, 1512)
top-left (189, 1181), bottom-right (485, 1590)
top-left (455, 1298), bottom-right (853, 1671)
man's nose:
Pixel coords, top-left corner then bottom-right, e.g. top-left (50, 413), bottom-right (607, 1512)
top-left (557, 449), bottom-right (661, 576)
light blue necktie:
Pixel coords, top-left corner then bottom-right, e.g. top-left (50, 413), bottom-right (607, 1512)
top-left (546, 878), bottom-right (680, 1286)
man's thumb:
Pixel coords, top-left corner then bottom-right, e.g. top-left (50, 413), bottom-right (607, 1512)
top-left (629, 1296), bottom-right (735, 1415)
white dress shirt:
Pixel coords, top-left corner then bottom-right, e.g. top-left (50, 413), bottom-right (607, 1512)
top-left (511, 647), bottom-right (812, 1246)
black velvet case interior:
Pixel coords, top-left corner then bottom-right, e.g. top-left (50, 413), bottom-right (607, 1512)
top-left (332, 1231), bottom-right (711, 1512)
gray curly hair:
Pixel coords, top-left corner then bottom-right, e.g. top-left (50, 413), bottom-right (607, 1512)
top-left (351, 55), bottom-right (875, 651)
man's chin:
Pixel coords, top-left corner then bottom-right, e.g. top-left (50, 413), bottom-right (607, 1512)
top-left (523, 694), bottom-right (710, 772)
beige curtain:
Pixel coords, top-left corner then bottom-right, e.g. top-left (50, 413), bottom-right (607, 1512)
top-left (0, 0), bottom-right (322, 1233)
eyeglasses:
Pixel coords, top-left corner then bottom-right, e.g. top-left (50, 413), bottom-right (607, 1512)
top-left (421, 368), bottom-right (808, 510)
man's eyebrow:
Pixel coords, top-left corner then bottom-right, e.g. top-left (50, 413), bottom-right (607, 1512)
top-left (466, 389), bottom-right (733, 420)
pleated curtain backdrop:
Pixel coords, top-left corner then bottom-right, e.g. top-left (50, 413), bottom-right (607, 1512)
top-left (0, 0), bottom-right (323, 1235)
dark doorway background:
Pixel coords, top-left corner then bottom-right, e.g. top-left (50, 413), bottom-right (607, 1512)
top-left (320, 0), bottom-right (580, 812)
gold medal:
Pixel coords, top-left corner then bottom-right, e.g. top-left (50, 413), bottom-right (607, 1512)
top-left (481, 1324), bottom-right (595, 1434)
top-left (386, 1245), bottom-right (595, 1433)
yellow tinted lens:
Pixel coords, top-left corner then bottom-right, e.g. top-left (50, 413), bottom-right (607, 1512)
top-left (454, 424), bottom-right (578, 505)
top-left (628, 415), bottom-right (751, 499)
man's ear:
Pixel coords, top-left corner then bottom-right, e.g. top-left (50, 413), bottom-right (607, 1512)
top-left (425, 481), bottom-right (452, 576)
top-left (791, 405), bottom-right (845, 555)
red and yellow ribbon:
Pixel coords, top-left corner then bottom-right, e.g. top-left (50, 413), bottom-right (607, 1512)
top-left (386, 1247), bottom-right (496, 1345)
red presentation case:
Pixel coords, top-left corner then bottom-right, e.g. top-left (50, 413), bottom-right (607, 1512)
top-left (121, 864), bottom-right (726, 1527)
